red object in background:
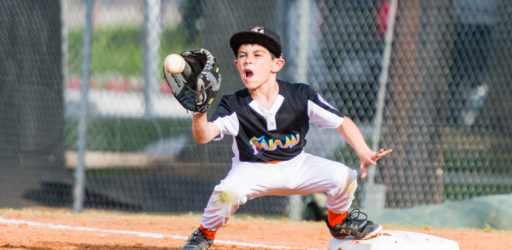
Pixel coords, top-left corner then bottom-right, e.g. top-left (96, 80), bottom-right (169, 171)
top-left (66, 76), bottom-right (137, 92)
top-left (66, 77), bottom-right (82, 89)
top-left (104, 77), bottom-right (132, 92)
top-left (160, 81), bottom-right (172, 94)
top-left (65, 76), bottom-right (98, 89)
top-left (376, 0), bottom-right (398, 39)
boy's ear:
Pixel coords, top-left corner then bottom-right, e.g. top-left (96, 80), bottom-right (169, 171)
top-left (271, 58), bottom-right (285, 73)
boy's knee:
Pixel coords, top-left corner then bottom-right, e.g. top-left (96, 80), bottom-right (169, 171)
top-left (345, 169), bottom-right (358, 195)
top-left (218, 189), bottom-right (240, 203)
top-left (344, 178), bottom-right (358, 197)
top-left (214, 181), bottom-right (247, 205)
top-left (332, 168), bottom-right (356, 183)
top-left (331, 169), bottom-right (358, 195)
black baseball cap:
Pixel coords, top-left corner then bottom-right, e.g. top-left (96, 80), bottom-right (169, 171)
top-left (229, 26), bottom-right (282, 58)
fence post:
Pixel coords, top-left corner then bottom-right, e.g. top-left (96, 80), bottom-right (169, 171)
top-left (143, 0), bottom-right (162, 117)
top-left (73, 0), bottom-right (94, 213)
top-left (288, 0), bottom-right (311, 222)
top-left (361, 0), bottom-right (398, 209)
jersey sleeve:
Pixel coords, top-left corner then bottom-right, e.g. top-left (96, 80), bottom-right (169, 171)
top-left (211, 96), bottom-right (239, 140)
top-left (306, 87), bottom-right (344, 130)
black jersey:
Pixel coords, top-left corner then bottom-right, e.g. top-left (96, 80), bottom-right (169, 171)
top-left (211, 80), bottom-right (344, 162)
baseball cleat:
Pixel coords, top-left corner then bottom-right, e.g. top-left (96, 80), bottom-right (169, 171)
top-left (182, 227), bottom-right (213, 250)
top-left (326, 209), bottom-right (383, 240)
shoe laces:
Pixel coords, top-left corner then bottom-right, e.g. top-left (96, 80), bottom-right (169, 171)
top-left (343, 209), bottom-right (370, 228)
top-left (346, 209), bottom-right (368, 221)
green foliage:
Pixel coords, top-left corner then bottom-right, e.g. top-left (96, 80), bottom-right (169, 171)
top-left (330, 141), bottom-right (365, 168)
top-left (444, 183), bottom-right (512, 201)
top-left (329, 134), bottom-right (512, 203)
top-left (67, 26), bottom-right (200, 78)
top-left (68, 26), bottom-right (142, 76)
top-left (160, 26), bottom-right (201, 57)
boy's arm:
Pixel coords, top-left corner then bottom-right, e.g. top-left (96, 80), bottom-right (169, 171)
top-left (192, 113), bottom-right (221, 144)
top-left (336, 117), bottom-right (392, 179)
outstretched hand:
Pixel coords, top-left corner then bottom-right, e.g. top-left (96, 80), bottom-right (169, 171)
top-left (359, 148), bottom-right (393, 180)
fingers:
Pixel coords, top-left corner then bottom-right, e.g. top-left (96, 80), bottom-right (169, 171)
top-left (377, 148), bottom-right (393, 157)
top-left (360, 165), bottom-right (367, 180)
top-left (373, 148), bottom-right (392, 161)
top-left (360, 148), bottom-right (392, 179)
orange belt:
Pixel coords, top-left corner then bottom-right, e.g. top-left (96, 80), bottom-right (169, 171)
top-left (266, 161), bottom-right (281, 164)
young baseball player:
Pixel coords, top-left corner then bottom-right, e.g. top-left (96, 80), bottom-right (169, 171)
top-left (182, 26), bottom-right (392, 250)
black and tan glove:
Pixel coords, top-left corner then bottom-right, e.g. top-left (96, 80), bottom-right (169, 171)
top-left (163, 49), bottom-right (221, 113)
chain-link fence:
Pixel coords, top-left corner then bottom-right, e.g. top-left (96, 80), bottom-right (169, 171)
top-left (1, 0), bottom-right (511, 218)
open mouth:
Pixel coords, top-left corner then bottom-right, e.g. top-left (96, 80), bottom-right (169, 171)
top-left (244, 69), bottom-right (253, 79)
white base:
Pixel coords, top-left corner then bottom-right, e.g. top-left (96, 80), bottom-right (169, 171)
top-left (328, 230), bottom-right (460, 250)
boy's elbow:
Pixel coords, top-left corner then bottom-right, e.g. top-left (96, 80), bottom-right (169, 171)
top-left (193, 134), bottom-right (211, 144)
top-left (192, 123), bottom-right (219, 144)
top-left (195, 138), bottom-right (210, 144)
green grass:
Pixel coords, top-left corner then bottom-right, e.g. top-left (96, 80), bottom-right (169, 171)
top-left (65, 117), bottom-right (191, 152)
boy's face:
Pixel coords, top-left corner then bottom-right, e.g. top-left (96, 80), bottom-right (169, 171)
top-left (234, 44), bottom-right (284, 90)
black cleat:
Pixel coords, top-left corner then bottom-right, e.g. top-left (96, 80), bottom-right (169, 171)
top-left (326, 209), bottom-right (383, 240)
top-left (182, 227), bottom-right (213, 250)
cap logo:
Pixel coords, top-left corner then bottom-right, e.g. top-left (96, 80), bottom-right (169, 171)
top-left (251, 26), bottom-right (265, 33)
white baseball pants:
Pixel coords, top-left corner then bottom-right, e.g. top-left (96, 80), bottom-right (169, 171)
top-left (201, 152), bottom-right (358, 230)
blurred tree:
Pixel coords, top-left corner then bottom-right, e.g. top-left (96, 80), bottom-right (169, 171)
top-left (379, 0), bottom-right (452, 207)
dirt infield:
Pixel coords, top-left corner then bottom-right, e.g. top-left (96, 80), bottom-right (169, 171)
top-left (0, 208), bottom-right (510, 250)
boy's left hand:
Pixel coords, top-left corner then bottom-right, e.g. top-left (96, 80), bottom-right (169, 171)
top-left (163, 48), bottom-right (221, 114)
top-left (359, 148), bottom-right (393, 179)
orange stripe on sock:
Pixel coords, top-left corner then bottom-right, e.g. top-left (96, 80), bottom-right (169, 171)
top-left (328, 210), bottom-right (348, 227)
top-left (200, 225), bottom-right (216, 240)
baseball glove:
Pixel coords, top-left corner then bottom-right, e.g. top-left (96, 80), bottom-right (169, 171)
top-left (163, 48), bottom-right (221, 113)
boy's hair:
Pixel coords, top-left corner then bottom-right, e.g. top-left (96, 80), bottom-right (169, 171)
top-left (229, 26), bottom-right (282, 58)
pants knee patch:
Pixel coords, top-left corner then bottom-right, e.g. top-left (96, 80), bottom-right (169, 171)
top-left (218, 189), bottom-right (239, 203)
top-left (214, 182), bottom-right (246, 205)
top-left (344, 170), bottom-right (358, 196)
top-left (332, 169), bottom-right (356, 188)
top-left (344, 179), bottom-right (357, 197)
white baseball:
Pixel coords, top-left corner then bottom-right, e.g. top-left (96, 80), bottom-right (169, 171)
top-left (164, 54), bottom-right (186, 74)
